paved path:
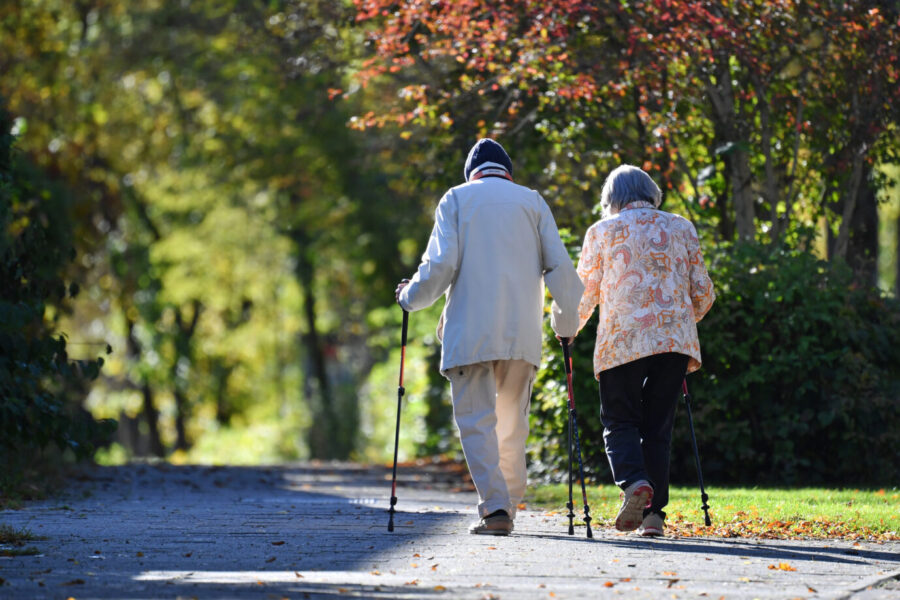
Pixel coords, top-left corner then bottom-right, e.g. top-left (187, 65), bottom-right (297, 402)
top-left (1, 462), bottom-right (898, 599)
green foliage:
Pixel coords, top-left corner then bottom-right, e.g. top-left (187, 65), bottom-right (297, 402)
top-left (530, 242), bottom-right (900, 487)
top-left (684, 243), bottom-right (900, 485)
top-left (0, 101), bottom-right (115, 487)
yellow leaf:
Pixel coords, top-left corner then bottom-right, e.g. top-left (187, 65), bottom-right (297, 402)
top-left (433, 585), bottom-right (446, 591)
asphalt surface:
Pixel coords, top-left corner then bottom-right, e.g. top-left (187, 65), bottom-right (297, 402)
top-left (1, 462), bottom-right (898, 599)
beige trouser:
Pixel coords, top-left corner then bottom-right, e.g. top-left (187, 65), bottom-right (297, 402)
top-left (446, 359), bottom-right (537, 519)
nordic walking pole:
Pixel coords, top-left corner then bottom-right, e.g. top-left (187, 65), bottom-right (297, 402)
top-left (561, 339), bottom-right (593, 538)
top-left (387, 309), bottom-right (409, 532)
top-left (682, 379), bottom-right (712, 526)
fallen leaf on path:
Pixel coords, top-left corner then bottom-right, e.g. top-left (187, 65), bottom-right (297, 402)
top-left (431, 564), bottom-right (439, 570)
top-left (337, 588), bottom-right (348, 593)
top-left (271, 541), bottom-right (285, 546)
top-left (662, 571), bottom-right (677, 576)
top-left (370, 570), bottom-right (381, 576)
top-left (61, 579), bottom-right (85, 586)
top-left (768, 562), bottom-right (796, 571)
top-left (434, 585), bottom-right (446, 591)
top-left (604, 581), bottom-right (615, 587)
top-left (405, 580), bottom-right (419, 585)
top-left (295, 572), bottom-right (303, 578)
top-left (413, 553), bottom-right (420, 557)
top-left (738, 577), bottom-right (751, 582)
top-left (807, 585), bottom-right (817, 593)
top-left (666, 579), bottom-right (680, 588)
top-left (266, 557), bottom-right (276, 563)
top-left (487, 546), bottom-right (496, 550)
top-left (183, 552), bottom-right (192, 557)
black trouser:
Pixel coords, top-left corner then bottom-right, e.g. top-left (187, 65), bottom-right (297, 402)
top-left (598, 352), bottom-right (689, 519)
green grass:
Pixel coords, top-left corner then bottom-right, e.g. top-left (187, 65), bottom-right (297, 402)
top-left (526, 484), bottom-right (900, 540)
top-left (0, 524), bottom-right (44, 557)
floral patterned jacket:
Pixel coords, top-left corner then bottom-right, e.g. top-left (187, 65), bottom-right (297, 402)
top-left (576, 201), bottom-right (715, 376)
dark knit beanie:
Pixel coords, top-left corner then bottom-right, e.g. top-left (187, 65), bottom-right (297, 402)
top-left (463, 138), bottom-right (513, 181)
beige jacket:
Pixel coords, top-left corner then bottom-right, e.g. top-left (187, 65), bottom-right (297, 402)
top-left (399, 177), bottom-right (584, 373)
top-left (576, 201), bottom-right (715, 376)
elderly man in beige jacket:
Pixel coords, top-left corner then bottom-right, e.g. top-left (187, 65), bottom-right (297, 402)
top-left (396, 139), bottom-right (583, 535)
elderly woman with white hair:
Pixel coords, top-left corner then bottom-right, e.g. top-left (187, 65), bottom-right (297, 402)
top-left (571, 164), bottom-right (715, 537)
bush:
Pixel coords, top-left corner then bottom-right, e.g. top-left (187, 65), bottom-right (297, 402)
top-left (0, 101), bottom-right (115, 492)
top-left (529, 242), bottom-right (900, 486)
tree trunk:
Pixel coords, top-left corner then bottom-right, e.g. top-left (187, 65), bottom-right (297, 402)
top-left (706, 57), bottom-right (756, 241)
top-left (896, 212), bottom-right (900, 298)
top-left (126, 317), bottom-right (164, 457)
top-left (171, 300), bottom-right (202, 453)
top-left (832, 150), bottom-right (865, 262)
top-left (293, 229), bottom-right (341, 459)
top-left (141, 382), bottom-right (165, 457)
top-left (213, 360), bottom-right (234, 425)
top-left (845, 165), bottom-right (879, 286)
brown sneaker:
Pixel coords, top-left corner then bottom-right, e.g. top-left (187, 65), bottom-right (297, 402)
top-left (615, 480), bottom-right (653, 532)
top-left (469, 510), bottom-right (514, 536)
top-left (637, 512), bottom-right (664, 537)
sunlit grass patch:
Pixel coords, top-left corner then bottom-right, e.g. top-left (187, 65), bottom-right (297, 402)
top-left (526, 484), bottom-right (900, 541)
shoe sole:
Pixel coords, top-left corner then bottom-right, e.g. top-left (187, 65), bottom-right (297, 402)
top-left (469, 528), bottom-right (511, 536)
top-left (638, 527), bottom-right (663, 537)
top-left (615, 484), bottom-right (653, 532)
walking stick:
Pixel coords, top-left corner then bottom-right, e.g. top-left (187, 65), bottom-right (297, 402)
top-left (561, 339), bottom-right (593, 538)
top-left (682, 379), bottom-right (712, 526)
top-left (387, 309), bottom-right (409, 532)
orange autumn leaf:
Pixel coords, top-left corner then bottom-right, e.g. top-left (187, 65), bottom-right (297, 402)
top-left (604, 581), bottom-right (615, 587)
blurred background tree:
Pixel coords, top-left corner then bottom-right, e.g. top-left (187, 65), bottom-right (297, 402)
top-left (2, 0), bottom-right (897, 485)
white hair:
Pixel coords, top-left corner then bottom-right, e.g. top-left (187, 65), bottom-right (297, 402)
top-left (600, 164), bottom-right (662, 217)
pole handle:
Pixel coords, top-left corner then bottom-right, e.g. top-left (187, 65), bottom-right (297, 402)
top-left (401, 310), bottom-right (408, 347)
top-left (561, 338), bottom-right (572, 375)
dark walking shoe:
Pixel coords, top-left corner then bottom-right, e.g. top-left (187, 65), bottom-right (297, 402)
top-left (615, 480), bottom-right (653, 532)
top-left (469, 510), bottom-right (514, 536)
top-left (637, 512), bottom-right (664, 537)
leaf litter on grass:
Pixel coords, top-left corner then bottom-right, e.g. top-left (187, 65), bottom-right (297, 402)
top-left (666, 512), bottom-right (899, 541)
top-left (529, 484), bottom-right (899, 541)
